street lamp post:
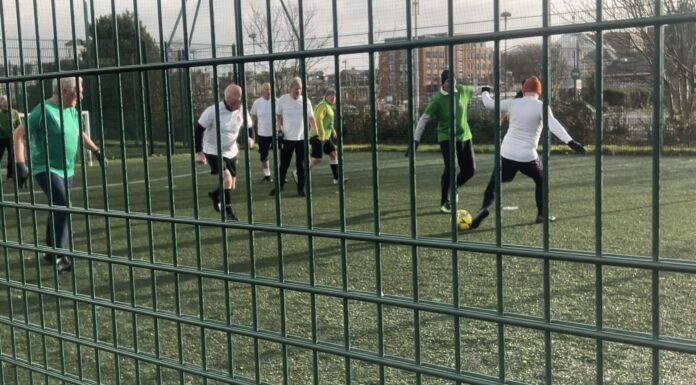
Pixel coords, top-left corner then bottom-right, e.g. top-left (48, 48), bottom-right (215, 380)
top-left (342, 59), bottom-right (348, 99)
top-left (501, 11), bottom-right (511, 95)
top-left (248, 32), bottom-right (257, 96)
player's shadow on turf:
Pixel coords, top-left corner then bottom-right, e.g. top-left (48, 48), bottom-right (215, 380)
top-left (79, 241), bottom-right (378, 304)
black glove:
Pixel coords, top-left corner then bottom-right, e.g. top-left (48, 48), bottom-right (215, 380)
top-left (404, 141), bottom-right (419, 157)
top-left (481, 86), bottom-right (491, 93)
top-left (567, 140), bottom-right (586, 154)
top-left (16, 162), bottom-right (29, 189)
top-left (92, 149), bottom-right (107, 167)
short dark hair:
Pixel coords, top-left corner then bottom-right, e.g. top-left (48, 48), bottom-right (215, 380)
top-left (440, 69), bottom-right (451, 84)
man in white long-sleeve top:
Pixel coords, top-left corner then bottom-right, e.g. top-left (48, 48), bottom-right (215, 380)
top-left (471, 76), bottom-right (586, 228)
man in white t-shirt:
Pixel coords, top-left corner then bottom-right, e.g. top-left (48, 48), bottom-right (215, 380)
top-left (195, 84), bottom-right (253, 221)
top-left (269, 77), bottom-right (317, 197)
top-left (471, 76), bottom-right (586, 228)
top-left (251, 82), bottom-right (276, 183)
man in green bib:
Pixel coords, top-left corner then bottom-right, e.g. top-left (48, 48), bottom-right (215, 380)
top-left (14, 77), bottom-right (105, 273)
top-left (409, 69), bottom-right (477, 213)
top-left (310, 89), bottom-right (347, 185)
top-left (0, 95), bottom-right (22, 179)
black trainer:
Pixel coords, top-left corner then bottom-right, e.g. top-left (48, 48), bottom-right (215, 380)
top-left (297, 190), bottom-right (306, 197)
top-left (226, 209), bottom-right (238, 221)
top-left (535, 214), bottom-right (557, 224)
top-left (269, 185), bottom-right (284, 196)
top-left (43, 253), bottom-right (55, 265)
top-left (470, 208), bottom-right (490, 229)
top-left (56, 256), bottom-right (72, 274)
top-left (208, 190), bottom-right (221, 212)
top-left (261, 176), bottom-right (272, 183)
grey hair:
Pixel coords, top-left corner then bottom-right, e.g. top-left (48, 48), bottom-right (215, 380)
top-left (289, 76), bottom-right (302, 88)
top-left (52, 77), bottom-right (82, 94)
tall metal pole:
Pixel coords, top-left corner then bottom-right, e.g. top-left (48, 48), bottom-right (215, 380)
top-left (249, 32), bottom-right (257, 97)
top-left (413, 0), bottom-right (419, 110)
top-left (501, 11), bottom-right (511, 94)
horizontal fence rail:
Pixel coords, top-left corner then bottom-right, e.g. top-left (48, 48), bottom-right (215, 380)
top-left (0, 0), bottom-right (695, 384)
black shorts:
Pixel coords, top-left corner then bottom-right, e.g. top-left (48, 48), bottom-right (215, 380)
top-left (257, 135), bottom-right (273, 162)
top-left (310, 136), bottom-right (336, 159)
top-left (204, 153), bottom-right (238, 176)
top-left (499, 157), bottom-right (543, 183)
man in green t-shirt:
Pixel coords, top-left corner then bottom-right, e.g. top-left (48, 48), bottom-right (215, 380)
top-left (14, 77), bottom-right (105, 273)
top-left (0, 95), bottom-right (22, 179)
top-left (309, 89), bottom-right (347, 185)
top-left (409, 70), bottom-right (476, 214)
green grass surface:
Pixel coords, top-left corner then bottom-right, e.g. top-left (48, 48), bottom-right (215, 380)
top-left (1, 150), bottom-right (695, 384)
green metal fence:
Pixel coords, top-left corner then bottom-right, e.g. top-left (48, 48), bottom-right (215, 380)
top-left (1, 0), bottom-right (696, 384)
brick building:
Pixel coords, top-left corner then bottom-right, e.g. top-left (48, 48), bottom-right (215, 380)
top-left (378, 34), bottom-right (493, 106)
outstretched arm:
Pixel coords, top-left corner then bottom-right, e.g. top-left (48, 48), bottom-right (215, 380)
top-left (414, 113), bottom-right (431, 143)
top-left (547, 107), bottom-right (572, 144)
top-left (481, 89), bottom-right (513, 111)
top-left (547, 107), bottom-right (586, 154)
top-left (13, 125), bottom-right (26, 163)
top-left (481, 90), bottom-right (495, 110)
top-left (82, 131), bottom-right (100, 152)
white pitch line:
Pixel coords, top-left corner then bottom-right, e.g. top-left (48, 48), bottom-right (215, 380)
top-left (1, 170), bottom-right (210, 198)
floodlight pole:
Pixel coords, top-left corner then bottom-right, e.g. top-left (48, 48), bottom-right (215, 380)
top-left (501, 11), bottom-right (511, 94)
top-left (167, 0), bottom-right (205, 51)
top-left (249, 32), bottom-right (257, 96)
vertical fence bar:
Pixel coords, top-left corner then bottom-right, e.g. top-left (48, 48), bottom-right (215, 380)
top-left (0, 3), bottom-right (27, 382)
top-left (445, 0), bottom-right (462, 380)
top-left (364, 1), bottom-right (384, 383)
top-left (155, 0), bottom-right (173, 380)
top-left (264, 0), bottom-right (288, 382)
top-left (66, 0), bottom-right (86, 381)
top-left (175, 1), bottom-right (191, 381)
top-left (651, 0), bottom-right (664, 382)
top-left (292, 0), bottom-right (319, 382)
top-left (30, 0), bottom-right (53, 381)
top-left (108, 1), bottom-right (127, 382)
top-left (189, 0), bottom-right (209, 381)
top-left (49, 0), bottom-right (73, 376)
top-left (86, 1), bottom-right (107, 381)
top-left (0, 10), bottom-right (10, 372)
top-left (329, 1), bottom-right (351, 383)
top-left (594, 1), bottom-right (605, 383)
top-left (405, 0), bottom-right (420, 384)
top-left (541, 0), bottom-right (553, 383)
top-left (492, 0), bottom-right (506, 381)
top-left (131, 1), bottom-right (149, 383)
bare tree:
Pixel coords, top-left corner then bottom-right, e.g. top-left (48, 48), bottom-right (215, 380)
top-left (565, 0), bottom-right (696, 135)
top-left (244, 2), bottom-right (332, 90)
top-left (504, 44), bottom-right (571, 96)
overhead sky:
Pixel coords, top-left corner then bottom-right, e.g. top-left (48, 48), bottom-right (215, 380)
top-left (0, 0), bottom-right (597, 70)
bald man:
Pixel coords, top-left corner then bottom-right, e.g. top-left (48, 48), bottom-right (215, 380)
top-left (195, 84), bottom-right (253, 221)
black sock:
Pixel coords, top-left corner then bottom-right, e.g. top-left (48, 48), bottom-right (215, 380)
top-left (223, 188), bottom-right (232, 206)
top-left (330, 164), bottom-right (338, 179)
top-left (210, 186), bottom-right (221, 198)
